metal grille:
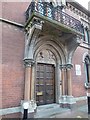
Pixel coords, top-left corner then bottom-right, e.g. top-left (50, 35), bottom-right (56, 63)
top-left (25, 2), bottom-right (83, 33)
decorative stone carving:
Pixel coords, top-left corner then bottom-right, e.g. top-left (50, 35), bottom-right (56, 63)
top-left (59, 64), bottom-right (73, 70)
top-left (24, 18), bottom-right (43, 60)
top-left (24, 59), bottom-right (34, 67)
top-left (36, 49), bottom-right (56, 64)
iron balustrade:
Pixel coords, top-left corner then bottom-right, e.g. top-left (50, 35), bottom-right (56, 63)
top-left (25, 2), bottom-right (83, 33)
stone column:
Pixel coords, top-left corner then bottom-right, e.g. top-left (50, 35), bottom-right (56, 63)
top-left (61, 67), bottom-right (65, 95)
top-left (24, 63), bottom-right (31, 100)
top-left (59, 64), bottom-right (76, 109)
top-left (59, 65), bottom-right (67, 108)
top-left (67, 64), bottom-right (73, 96)
top-left (66, 64), bottom-right (76, 109)
top-left (21, 59), bottom-right (37, 118)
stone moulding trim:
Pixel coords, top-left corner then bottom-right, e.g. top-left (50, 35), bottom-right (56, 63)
top-left (0, 96), bottom-right (87, 116)
top-left (0, 18), bottom-right (24, 28)
top-left (75, 96), bottom-right (87, 101)
top-left (0, 106), bottom-right (21, 116)
top-left (79, 43), bottom-right (90, 50)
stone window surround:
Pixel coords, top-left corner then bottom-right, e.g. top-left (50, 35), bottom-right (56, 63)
top-left (83, 54), bottom-right (90, 89)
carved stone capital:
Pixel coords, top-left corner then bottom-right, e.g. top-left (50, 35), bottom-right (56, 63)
top-left (60, 64), bottom-right (66, 70)
top-left (76, 35), bottom-right (81, 44)
top-left (84, 83), bottom-right (90, 89)
top-left (25, 17), bottom-right (44, 32)
top-left (60, 64), bottom-right (73, 70)
top-left (66, 63), bottom-right (73, 69)
top-left (24, 58), bottom-right (34, 67)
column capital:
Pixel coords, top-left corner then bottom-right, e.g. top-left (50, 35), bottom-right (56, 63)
top-left (66, 64), bottom-right (73, 69)
top-left (60, 64), bottom-right (73, 70)
top-left (60, 64), bottom-right (66, 70)
top-left (24, 58), bottom-right (34, 67)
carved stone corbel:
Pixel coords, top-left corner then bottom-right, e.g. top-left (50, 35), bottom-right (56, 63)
top-left (24, 18), bottom-right (44, 60)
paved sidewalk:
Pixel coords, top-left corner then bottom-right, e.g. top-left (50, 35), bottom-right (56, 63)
top-left (35, 104), bottom-right (90, 118)
top-left (51, 105), bottom-right (89, 118)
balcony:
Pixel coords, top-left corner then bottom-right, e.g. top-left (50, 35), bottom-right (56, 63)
top-left (25, 2), bottom-right (83, 34)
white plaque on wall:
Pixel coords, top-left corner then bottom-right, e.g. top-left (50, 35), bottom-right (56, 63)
top-left (75, 64), bottom-right (81, 76)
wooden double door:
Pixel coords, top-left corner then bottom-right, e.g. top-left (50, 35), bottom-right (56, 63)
top-left (36, 63), bottom-right (55, 105)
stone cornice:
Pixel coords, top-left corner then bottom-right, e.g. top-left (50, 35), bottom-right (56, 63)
top-left (67, 0), bottom-right (90, 17)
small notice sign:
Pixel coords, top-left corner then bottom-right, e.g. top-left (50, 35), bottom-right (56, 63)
top-left (75, 64), bottom-right (81, 76)
top-left (37, 92), bottom-right (43, 96)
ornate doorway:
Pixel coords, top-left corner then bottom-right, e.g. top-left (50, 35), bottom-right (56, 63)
top-left (36, 63), bottom-right (55, 105)
top-left (35, 49), bottom-right (56, 105)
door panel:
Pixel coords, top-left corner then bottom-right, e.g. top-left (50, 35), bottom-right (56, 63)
top-left (36, 63), bottom-right (55, 105)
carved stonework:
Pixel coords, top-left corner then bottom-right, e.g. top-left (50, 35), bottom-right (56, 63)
top-left (24, 59), bottom-right (34, 67)
top-left (36, 49), bottom-right (56, 64)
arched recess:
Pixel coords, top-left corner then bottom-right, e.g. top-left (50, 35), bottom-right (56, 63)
top-left (32, 36), bottom-right (66, 105)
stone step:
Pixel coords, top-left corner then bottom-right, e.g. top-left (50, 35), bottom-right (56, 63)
top-left (34, 104), bottom-right (70, 118)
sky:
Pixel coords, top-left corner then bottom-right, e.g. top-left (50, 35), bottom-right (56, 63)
top-left (75, 0), bottom-right (90, 10)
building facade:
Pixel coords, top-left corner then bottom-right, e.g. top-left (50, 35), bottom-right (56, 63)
top-left (0, 0), bottom-right (90, 118)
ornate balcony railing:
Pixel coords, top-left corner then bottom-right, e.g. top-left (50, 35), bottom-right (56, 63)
top-left (25, 2), bottom-right (83, 33)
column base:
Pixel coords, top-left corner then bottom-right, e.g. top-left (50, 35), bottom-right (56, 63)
top-left (59, 96), bottom-right (76, 109)
top-left (21, 100), bottom-right (37, 118)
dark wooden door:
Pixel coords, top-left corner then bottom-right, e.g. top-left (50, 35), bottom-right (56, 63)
top-left (36, 63), bottom-right (55, 105)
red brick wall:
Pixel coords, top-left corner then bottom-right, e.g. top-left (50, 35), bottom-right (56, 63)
top-left (1, 2), bottom-right (89, 110)
top-left (0, 2), bottom-right (2, 18)
top-left (1, 2), bottom-right (31, 109)
top-left (72, 47), bottom-right (88, 97)
top-left (2, 22), bottom-right (25, 108)
top-left (2, 2), bottom-right (29, 24)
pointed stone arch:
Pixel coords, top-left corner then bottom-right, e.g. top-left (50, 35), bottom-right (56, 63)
top-left (32, 35), bottom-right (67, 104)
top-left (33, 35), bottom-right (66, 65)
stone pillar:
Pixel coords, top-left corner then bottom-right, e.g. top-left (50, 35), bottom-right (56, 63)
top-left (67, 64), bottom-right (73, 96)
top-left (21, 59), bottom-right (37, 118)
top-left (24, 61), bottom-right (32, 100)
top-left (61, 67), bottom-right (65, 95)
top-left (59, 64), bottom-right (76, 109)
top-left (66, 64), bottom-right (76, 108)
top-left (31, 65), bottom-right (35, 101)
top-left (59, 65), bottom-right (67, 108)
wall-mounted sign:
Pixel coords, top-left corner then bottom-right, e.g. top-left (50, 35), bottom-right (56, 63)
top-left (75, 64), bottom-right (81, 76)
top-left (37, 92), bottom-right (43, 96)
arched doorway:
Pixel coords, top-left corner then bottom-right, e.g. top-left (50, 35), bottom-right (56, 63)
top-left (33, 36), bottom-right (66, 105)
top-left (35, 49), bottom-right (56, 105)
